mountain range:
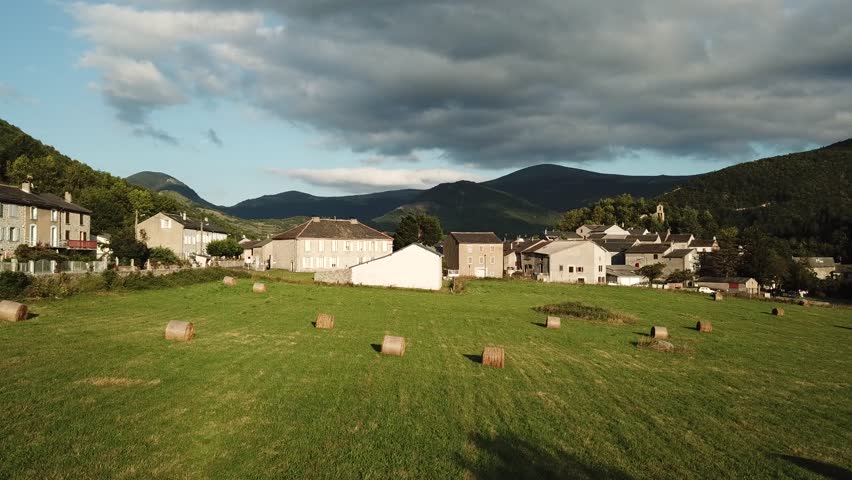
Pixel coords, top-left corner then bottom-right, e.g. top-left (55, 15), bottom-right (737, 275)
top-left (127, 167), bottom-right (690, 234)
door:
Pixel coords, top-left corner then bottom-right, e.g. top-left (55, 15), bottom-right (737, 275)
top-left (474, 267), bottom-right (486, 278)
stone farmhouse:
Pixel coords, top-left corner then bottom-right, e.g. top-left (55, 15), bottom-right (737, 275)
top-left (444, 232), bottom-right (503, 278)
top-left (136, 212), bottom-right (229, 260)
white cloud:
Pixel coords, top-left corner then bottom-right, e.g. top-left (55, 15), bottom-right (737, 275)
top-left (273, 167), bottom-right (482, 192)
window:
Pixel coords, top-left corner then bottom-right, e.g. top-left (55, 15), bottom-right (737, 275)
top-left (479, 256), bottom-right (484, 264)
top-left (559, 265), bottom-right (564, 272)
top-left (653, 254), bottom-right (659, 260)
top-left (305, 240), bottom-right (311, 252)
top-left (479, 246), bottom-right (483, 252)
top-left (51, 209), bottom-right (58, 222)
top-left (9, 205), bottom-right (17, 218)
top-left (490, 245), bottom-right (495, 252)
top-left (467, 256), bottom-right (472, 264)
top-left (301, 258), bottom-right (308, 268)
top-left (160, 218), bottom-right (172, 229)
top-left (29, 225), bottom-right (37, 246)
top-left (344, 241), bottom-right (351, 251)
top-left (65, 230), bottom-right (70, 240)
top-left (578, 266), bottom-right (584, 273)
top-left (9, 227), bottom-right (17, 242)
top-left (569, 266), bottom-right (574, 273)
top-left (65, 211), bottom-right (70, 223)
top-left (0, 202), bottom-right (3, 218)
top-left (332, 240), bottom-right (337, 252)
top-left (80, 214), bottom-right (84, 226)
top-left (31, 207), bottom-right (38, 220)
top-left (0, 228), bottom-right (4, 241)
top-left (598, 265), bottom-right (603, 272)
top-left (319, 240), bottom-right (324, 252)
top-left (467, 245), bottom-right (473, 253)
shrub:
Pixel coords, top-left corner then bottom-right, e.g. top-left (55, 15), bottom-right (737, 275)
top-left (25, 274), bottom-right (78, 299)
top-left (14, 244), bottom-right (67, 262)
top-left (451, 277), bottom-right (466, 294)
top-left (206, 238), bottom-right (243, 258)
top-left (534, 301), bottom-right (637, 324)
top-left (0, 271), bottom-right (31, 300)
top-left (148, 247), bottom-right (181, 267)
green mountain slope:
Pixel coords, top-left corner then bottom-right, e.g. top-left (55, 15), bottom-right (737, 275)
top-left (126, 171), bottom-right (217, 209)
top-left (484, 164), bottom-right (691, 211)
top-left (225, 189), bottom-right (421, 220)
top-left (373, 181), bottom-right (561, 235)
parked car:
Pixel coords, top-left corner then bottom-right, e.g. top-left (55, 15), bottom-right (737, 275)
top-left (698, 286), bottom-right (715, 294)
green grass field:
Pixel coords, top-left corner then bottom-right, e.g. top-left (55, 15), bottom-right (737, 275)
top-left (1, 278), bottom-right (850, 479)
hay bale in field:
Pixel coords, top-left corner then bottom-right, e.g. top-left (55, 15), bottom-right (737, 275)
top-left (223, 276), bottom-right (237, 287)
top-left (713, 292), bottom-right (723, 301)
top-left (0, 300), bottom-right (27, 322)
top-left (648, 339), bottom-right (674, 352)
top-left (797, 299), bottom-right (810, 307)
top-left (315, 313), bottom-right (335, 329)
top-left (650, 326), bottom-right (669, 339)
top-left (164, 320), bottom-right (194, 342)
top-left (696, 320), bottom-right (713, 333)
top-left (546, 316), bottom-right (561, 329)
top-left (252, 282), bottom-right (267, 293)
top-left (482, 346), bottom-right (505, 368)
top-left (772, 307), bottom-right (785, 316)
top-left (381, 335), bottom-right (406, 356)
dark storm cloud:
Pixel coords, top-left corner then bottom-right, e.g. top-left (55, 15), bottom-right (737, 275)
top-left (75, 0), bottom-right (852, 165)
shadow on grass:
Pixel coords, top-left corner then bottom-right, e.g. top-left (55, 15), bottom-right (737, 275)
top-left (774, 454), bottom-right (852, 480)
top-left (458, 432), bottom-right (632, 480)
top-left (463, 353), bottom-right (482, 364)
top-left (632, 331), bottom-right (649, 337)
top-left (834, 325), bottom-right (852, 330)
top-left (26, 312), bottom-right (40, 320)
top-left (530, 321), bottom-right (548, 328)
top-left (370, 344), bottom-right (382, 353)
top-left (682, 326), bottom-right (700, 331)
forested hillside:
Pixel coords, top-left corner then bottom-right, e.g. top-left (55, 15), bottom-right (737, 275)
top-left (0, 119), bottom-right (300, 239)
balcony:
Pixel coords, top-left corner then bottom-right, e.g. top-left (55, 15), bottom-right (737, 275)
top-left (64, 240), bottom-right (98, 250)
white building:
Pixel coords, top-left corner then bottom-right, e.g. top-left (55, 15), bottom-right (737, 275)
top-left (349, 243), bottom-right (443, 290)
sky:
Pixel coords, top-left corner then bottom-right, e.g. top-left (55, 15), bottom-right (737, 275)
top-left (1, 1), bottom-right (850, 205)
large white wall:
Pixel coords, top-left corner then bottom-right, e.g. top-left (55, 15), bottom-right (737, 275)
top-left (350, 244), bottom-right (442, 290)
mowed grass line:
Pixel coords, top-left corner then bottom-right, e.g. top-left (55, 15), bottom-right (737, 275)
top-left (0, 279), bottom-right (850, 479)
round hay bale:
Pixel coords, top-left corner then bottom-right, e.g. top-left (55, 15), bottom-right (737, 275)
top-left (223, 276), bottom-right (237, 287)
top-left (315, 313), bottom-right (335, 329)
top-left (546, 316), bottom-right (561, 329)
top-left (381, 335), bottom-right (406, 356)
top-left (713, 292), bottom-right (724, 301)
top-left (252, 282), bottom-right (267, 293)
top-left (696, 320), bottom-right (713, 333)
top-left (164, 320), bottom-right (194, 342)
top-left (482, 346), bottom-right (505, 368)
top-left (650, 326), bottom-right (669, 339)
top-left (772, 307), bottom-right (785, 316)
top-left (0, 300), bottom-right (28, 322)
top-left (797, 299), bottom-right (810, 307)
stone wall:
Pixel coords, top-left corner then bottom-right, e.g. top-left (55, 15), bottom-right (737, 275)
top-left (315, 268), bottom-right (352, 284)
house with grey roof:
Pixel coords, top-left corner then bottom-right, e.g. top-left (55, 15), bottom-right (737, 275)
top-left (523, 240), bottom-right (610, 284)
top-left (444, 231), bottom-right (503, 278)
top-left (136, 211), bottom-right (229, 260)
top-left (625, 243), bottom-right (673, 269)
top-left (666, 233), bottom-right (695, 250)
top-left (792, 257), bottom-right (837, 279)
top-left (264, 217), bottom-right (393, 272)
top-left (663, 248), bottom-right (699, 275)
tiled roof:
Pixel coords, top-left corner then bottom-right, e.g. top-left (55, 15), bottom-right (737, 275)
top-left (594, 240), bottom-right (637, 253)
top-left (626, 243), bottom-right (672, 254)
top-left (667, 234), bottom-right (694, 243)
top-left (0, 184), bottom-right (91, 214)
top-left (521, 240), bottom-right (552, 253)
top-left (664, 248), bottom-right (695, 259)
top-left (625, 234), bottom-right (661, 243)
top-left (162, 212), bottom-right (229, 234)
top-left (628, 229), bottom-right (648, 236)
top-left (793, 257), bottom-right (836, 267)
top-left (690, 239), bottom-right (717, 247)
top-left (448, 232), bottom-right (501, 244)
top-left (606, 265), bottom-right (644, 277)
top-left (274, 218), bottom-right (392, 240)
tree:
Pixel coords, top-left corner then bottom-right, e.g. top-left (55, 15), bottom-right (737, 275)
top-left (638, 263), bottom-right (666, 287)
top-left (393, 211), bottom-right (443, 249)
top-left (109, 228), bottom-right (149, 266)
top-left (665, 269), bottom-right (694, 284)
top-left (783, 259), bottom-right (818, 293)
top-left (206, 238), bottom-right (243, 258)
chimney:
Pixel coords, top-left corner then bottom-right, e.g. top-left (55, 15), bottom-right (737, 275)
top-left (181, 211), bottom-right (187, 220)
top-left (64, 191), bottom-right (72, 203)
top-left (349, 219), bottom-right (358, 224)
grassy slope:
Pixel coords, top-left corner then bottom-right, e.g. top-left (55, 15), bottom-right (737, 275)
top-left (1, 280), bottom-right (850, 479)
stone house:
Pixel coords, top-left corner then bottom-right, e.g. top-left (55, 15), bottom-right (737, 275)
top-left (792, 257), bottom-right (837, 279)
top-left (524, 240), bottom-right (610, 284)
top-left (136, 212), bottom-right (229, 259)
top-left (0, 181), bottom-right (94, 258)
top-left (444, 232), bottom-right (503, 278)
top-left (625, 243), bottom-right (673, 269)
top-left (662, 248), bottom-right (699, 275)
top-left (665, 233), bottom-right (695, 250)
top-left (266, 217), bottom-right (393, 272)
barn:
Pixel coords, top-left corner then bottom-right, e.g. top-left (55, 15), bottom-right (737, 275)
top-left (349, 243), bottom-right (443, 290)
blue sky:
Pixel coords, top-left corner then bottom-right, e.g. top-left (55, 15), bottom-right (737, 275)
top-left (1, 1), bottom-right (847, 205)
